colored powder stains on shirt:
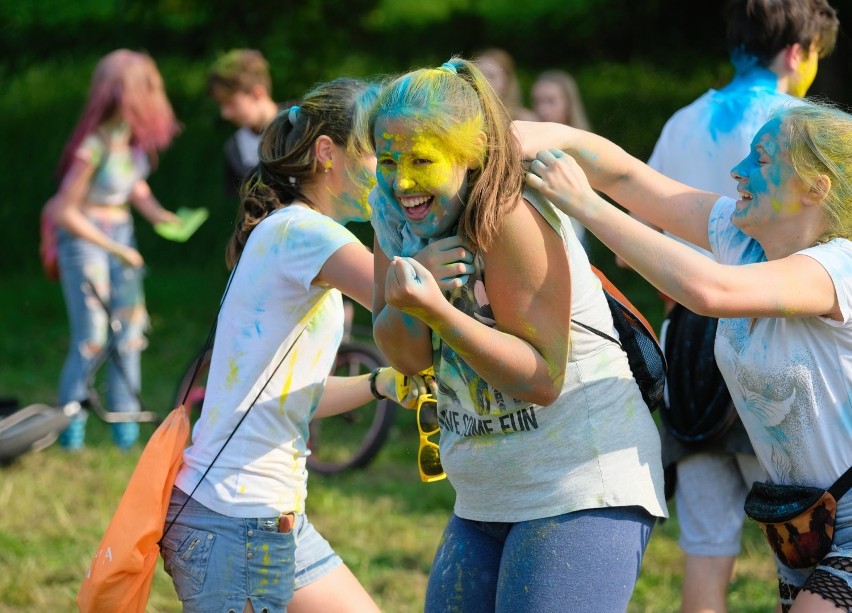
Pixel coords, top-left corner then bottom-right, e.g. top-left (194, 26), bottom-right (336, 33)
top-left (204, 405), bottom-right (221, 427)
top-left (293, 489), bottom-right (305, 515)
top-left (708, 66), bottom-right (780, 142)
top-left (225, 356), bottom-right (240, 389)
top-left (278, 349), bottom-right (298, 415)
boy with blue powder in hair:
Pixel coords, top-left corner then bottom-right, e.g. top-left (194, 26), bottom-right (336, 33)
top-left (206, 49), bottom-right (284, 197)
top-left (643, 1), bottom-right (838, 611)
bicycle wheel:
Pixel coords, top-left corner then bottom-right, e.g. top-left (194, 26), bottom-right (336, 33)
top-left (173, 347), bottom-right (213, 416)
top-left (307, 342), bottom-right (398, 475)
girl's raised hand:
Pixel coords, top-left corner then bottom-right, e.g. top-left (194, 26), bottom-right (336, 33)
top-left (385, 256), bottom-right (444, 315)
top-left (513, 121), bottom-right (571, 161)
top-left (414, 236), bottom-right (475, 292)
top-left (525, 148), bottom-right (601, 219)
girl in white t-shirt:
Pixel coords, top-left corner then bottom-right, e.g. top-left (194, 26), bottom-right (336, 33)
top-left (524, 102), bottom-right (852, 613)
top-left (162, 79), bottom-right (436, 613)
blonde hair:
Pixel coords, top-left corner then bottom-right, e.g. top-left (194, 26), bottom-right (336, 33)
top-left (782, 102), bottom-right (852, 241)
top-left (533, 70), bottom-right (591, 131)
top-left (473, 48), bottom-right (528, 121)
top-left (369, 56), bottom-right (524, 251)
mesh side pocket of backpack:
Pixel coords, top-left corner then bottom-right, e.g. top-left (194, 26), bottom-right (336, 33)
top-left (605, 292), bottom-right (667, 413)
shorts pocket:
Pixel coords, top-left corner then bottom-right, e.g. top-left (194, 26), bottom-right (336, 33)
top-left (161, 524), bottom-right (215, 600)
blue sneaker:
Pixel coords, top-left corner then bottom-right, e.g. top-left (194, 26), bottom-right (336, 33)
top-left (58, 412), bottom-right (87, 451)
top-left (111, 420), bottom-right (139, 450)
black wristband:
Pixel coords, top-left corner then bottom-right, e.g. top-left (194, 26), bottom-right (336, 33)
top-left (369, 367), bottom-right (387, 400)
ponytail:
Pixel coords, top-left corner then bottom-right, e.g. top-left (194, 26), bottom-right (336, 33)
top-left (225, 78), bottom-right (378, 268)
top-left (449, 57), bottom-right (524, 251)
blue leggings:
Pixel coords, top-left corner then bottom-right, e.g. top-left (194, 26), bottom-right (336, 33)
top-left (425, 506), bottom-right (655, 613)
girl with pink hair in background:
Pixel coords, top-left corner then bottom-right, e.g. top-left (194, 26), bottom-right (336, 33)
top-left (48, 49), bottom-right (181, 450)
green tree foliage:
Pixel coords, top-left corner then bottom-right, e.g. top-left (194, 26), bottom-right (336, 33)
top-left (2, 0), bottom-right (850, 274)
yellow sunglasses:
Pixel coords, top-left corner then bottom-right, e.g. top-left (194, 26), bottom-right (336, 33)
top-left (416, 393), bottom-right (446, 483)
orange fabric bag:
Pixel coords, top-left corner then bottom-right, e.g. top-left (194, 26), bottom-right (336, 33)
top-left (77, 405), bottom-right (190, 613)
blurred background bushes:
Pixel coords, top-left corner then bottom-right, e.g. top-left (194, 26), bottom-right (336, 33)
top-left (3, 0), bottom-right (851, 275)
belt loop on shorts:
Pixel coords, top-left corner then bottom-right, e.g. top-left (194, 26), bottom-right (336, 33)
top-left (278, 512), bottom-right (295, 534)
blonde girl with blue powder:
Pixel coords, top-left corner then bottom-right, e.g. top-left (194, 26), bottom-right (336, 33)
top-left (369, 57), bottom-right (667, 612)
top-left (524, 101), bottom-right (852, 612)
top-left (161, 79), bottom-right (428, 613)
top-left (51, 50), bottom-right (181, 450)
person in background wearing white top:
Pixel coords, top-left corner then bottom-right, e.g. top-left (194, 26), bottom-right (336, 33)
top-left (161, 79), bottom-right (440, 613)
top-left (636, 1), bottom-right (838, 611)
top-left (524, 99), bottom-right (852, 613)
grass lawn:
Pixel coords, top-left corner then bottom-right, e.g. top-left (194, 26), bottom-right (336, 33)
top-left (0, 268), bottom-right (779, 612)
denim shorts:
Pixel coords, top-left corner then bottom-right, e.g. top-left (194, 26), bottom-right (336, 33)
top-left (161, 487), bottom-right (342, 613)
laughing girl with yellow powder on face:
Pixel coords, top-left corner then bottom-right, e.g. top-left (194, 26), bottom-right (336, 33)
top-left (369, 57), bottom-right (667, 612)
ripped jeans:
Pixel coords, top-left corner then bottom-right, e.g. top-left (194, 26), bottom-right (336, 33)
top-left (56, 217), bottom-right (148, 449)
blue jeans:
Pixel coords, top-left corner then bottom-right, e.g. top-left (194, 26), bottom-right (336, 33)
top-left (425, 506), bottom-right (656, 613)
top-left (56, 218), bottom-right (147, 449)
top-left (161, 488), bottom-right (342, 612)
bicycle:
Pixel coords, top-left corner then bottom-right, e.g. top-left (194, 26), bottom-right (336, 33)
top-left (173, 300), bottom-right (398, 475)
top-left (0, 279), bottom-right (159, 463)
top-left (82, 278), bottom-right (160, 426)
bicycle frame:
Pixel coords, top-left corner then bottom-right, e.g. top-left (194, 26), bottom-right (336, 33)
top-left (82, 279), bottom-right (160, 425)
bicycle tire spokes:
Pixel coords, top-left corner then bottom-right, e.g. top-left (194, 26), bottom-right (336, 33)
top-left (173, 339), bottom-right (396, 475)
top-left (306, 343), bottom-right (397, 475)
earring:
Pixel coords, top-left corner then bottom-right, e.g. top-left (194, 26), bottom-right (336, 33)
top-left (324, 161), bottom-right (332, 173)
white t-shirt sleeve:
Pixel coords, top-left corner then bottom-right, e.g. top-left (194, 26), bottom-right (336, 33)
top-left (268, 208), bottom-right (361, 293)
top-left (797, 240), bottom-right (852, 325)
top-left (75, 133), bottom-right (106, 166)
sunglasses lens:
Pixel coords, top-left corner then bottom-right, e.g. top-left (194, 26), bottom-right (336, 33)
top-left (418, 400), bottom-right (439, 434)
top-left (419, 444), bottom-right (443, 476)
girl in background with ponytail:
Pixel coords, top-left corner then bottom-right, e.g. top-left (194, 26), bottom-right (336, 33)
top-left (369, 57), bottom-right (667, 612)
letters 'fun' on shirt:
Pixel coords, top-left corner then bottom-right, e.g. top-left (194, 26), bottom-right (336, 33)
top-left (435, 189), bottom-right (667, 522)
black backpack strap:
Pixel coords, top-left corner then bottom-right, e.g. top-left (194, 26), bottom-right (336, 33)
top-left (828, 465), bottom-right (852, 501)
top-left (573, 319), bottom-right (622, 348)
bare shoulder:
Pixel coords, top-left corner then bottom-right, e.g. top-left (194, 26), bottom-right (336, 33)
top-left (495, 195), bottom-right (559, 248)
top-left (486, 195), bottom-right (568, 286)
